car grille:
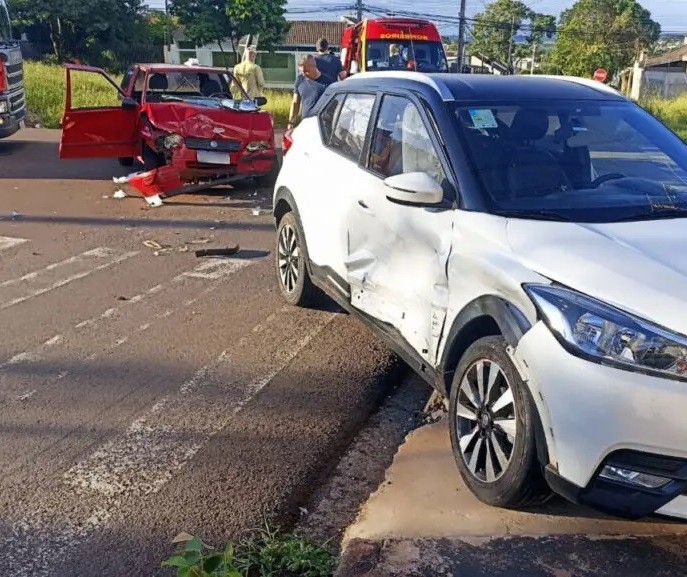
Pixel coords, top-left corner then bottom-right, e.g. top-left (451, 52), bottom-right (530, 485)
top-left (9, 89), bottom-right (24, 115)
top-left (184, 138), bottom-right (242, 152)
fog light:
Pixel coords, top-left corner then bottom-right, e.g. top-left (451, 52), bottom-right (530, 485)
top-left (600, 465), bottom-right (670, 489)
top-left (246, 140), bottom-right (269, 151)
top-left (0, 101), bottom-right (8, 114)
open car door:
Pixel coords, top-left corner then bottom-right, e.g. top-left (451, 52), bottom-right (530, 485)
top-left (59, 64), bottom-right (140, 159)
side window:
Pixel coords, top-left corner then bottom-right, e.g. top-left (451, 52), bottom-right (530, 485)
top-left (319, 94), bottom-right (346, 146)
top-left (369, 95), bottom-right (445, 184)
top-left (330, 93), bottom-right (376, 162)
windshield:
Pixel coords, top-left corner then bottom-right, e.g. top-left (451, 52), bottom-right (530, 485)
top-left (0, 0), bottom-right (12, 42)
top-left (365, 40), bottom-right (448, 72)
top-left (453, 101), bottom-right (687, 222)
top-left (144, 70), bottom-right (249, 103)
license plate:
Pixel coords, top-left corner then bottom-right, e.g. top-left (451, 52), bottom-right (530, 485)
top-left (197, 150), bottom-right (231, 165)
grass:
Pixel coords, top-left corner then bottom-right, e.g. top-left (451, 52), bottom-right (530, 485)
top-left (642, 95), bottom-right (687, 142)
top-left (23, 60), bottom-right (291, 129)
top-left (161, 528), bottom-right (335, 577)
top-left (23, 61), bottom-right (687, 139)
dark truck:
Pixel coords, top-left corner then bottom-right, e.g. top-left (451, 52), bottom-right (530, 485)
top-left (0, 0), bottom-right (25, 139)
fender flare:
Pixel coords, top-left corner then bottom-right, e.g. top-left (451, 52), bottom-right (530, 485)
top-left (439, 294), bottom-right (532, 386)
top-left (273, 187), bottom-right (301, 225)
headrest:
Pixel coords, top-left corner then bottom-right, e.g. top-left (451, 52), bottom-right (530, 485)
top-left (510, 108), bottom-right (549, 141)
top-left (148, 74), bottom-right (168, 90)
top-left (200, 80), bottom-right (221, 96)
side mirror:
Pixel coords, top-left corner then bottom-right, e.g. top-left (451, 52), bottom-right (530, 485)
top-left (255, 96), bottom-right (268, 107)
top-left (384, 172), bottom-right (444, 206)
top-left (121, 97), bottom-right (138, 110)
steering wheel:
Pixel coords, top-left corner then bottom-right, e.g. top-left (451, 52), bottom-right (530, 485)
top-left (592, 173), bottom-right (626, 187)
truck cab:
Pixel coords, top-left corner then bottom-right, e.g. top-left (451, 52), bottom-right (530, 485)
top-left (0, 0), bottom-right (25, 139)
top-left (341, 18), bottom-right (448, 76)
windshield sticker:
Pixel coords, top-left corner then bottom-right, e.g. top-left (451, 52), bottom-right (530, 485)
top-left (469, 109), bottom-right (498, 129)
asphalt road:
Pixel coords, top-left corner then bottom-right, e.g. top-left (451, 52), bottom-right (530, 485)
top-left (0, 129), bottom-right (399, 576)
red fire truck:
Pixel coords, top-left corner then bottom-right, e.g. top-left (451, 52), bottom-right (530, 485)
top-left (340, 17), bottom-right (448, 75)
top-left (0, 0), bottom-right (24, 139)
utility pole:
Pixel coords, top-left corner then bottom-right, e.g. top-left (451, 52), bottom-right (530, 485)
top-left (507, 14), bottom-right (515, 74)
top-left (530, 42), bottom-right (536, 75)
top-left (356, 0), bottom-right (364, 22)
top-left (456, 0), bottom-right (467, 72)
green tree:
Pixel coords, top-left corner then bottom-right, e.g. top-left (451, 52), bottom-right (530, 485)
top-left (470, 0), bottom-right (555, 69)
top-left (550, 0), bottom-right (660, 78)
top-left (8, 0), bottom-right (152, 67)
top-left (169, 0), bottom-right (288, 60)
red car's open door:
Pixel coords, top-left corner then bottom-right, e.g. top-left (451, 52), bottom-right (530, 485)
top-left (59, 64), bottom-right (140, 160)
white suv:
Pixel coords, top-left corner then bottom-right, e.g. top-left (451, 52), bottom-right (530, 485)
top-left (273, 72), bottom-right (687, 520)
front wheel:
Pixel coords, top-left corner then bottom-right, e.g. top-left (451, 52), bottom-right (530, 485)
top-left (275, 212), bottom-right (318, 307)
top-left (448, 336), bottom-right (551, 509)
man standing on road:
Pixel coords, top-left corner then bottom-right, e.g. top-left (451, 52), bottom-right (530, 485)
top-left (315, 38), bottom-right (347, 82)
top-left (287, 55), bottom-right (331, 131)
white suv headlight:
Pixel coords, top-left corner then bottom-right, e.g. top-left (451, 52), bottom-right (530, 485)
top-left (525, 284), bottom-right (687, 381)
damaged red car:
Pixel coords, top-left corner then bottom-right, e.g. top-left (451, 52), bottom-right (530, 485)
top-left (59, 63), bottom-right (278, 192)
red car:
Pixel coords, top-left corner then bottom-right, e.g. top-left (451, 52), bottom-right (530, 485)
top-left (59, 63), bottom-right (278, 190)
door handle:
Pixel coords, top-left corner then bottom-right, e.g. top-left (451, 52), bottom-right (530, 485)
top-left (358, 200), bottom-right (369, 210)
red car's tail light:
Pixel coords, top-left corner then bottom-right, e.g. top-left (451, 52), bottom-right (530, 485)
top-left (282, 128), bottom-right (294, 155)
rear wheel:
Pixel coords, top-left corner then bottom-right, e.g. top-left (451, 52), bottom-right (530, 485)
top-left (448, 336), bottom-right (551, 509)
top-left (275, 211), bottom-right (318, 307)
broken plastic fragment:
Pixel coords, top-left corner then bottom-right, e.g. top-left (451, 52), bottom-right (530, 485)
top-left (145, 194), bottom-right (164, 208)
top-left (113, 189), bottom-right (127, 199)
top-left (251, 208), bottom-right (261, 216)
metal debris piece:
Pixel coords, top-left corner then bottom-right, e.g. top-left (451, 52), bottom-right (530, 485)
top-left (195, 245), bottom-right (240, 257)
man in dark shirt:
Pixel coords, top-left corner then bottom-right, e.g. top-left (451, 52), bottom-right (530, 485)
top-left (287, 55), bottom-right (330, 130)
top-left (315, 38), bottom-right (346, 82)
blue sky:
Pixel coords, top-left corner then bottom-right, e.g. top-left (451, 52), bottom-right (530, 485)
top-left (144, 1), bottom-right (687, 34)
top-left (285, 0), bottom-right (687, 34)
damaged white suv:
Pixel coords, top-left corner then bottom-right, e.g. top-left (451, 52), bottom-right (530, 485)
top-left (273, 72), bottom-right (687, 520)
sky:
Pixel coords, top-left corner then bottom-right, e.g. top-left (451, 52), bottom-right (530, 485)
top-left (144, 1), bottom-right (687, 35)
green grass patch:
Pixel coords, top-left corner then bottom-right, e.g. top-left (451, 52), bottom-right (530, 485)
top-left (23, 61), bottom-right (291, 129)
top-left (162, 528), bottom-right (334, 577)
top-left (642, 95), bottom-right (687, 142)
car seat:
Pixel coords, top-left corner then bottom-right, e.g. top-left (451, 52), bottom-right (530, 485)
top-left (200, 79), bottom-right (222, 97)
top-left (505, 109), bottom-right (572, 198)
top-left (146, 73), bottom-right (168, 102)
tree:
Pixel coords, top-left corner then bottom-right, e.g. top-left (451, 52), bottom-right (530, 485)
top-left (470, 0), bottom-right (555, 69)
top-left (8, 0), bottom-right (153, 67)
top-left (169, 0), bottom-right (288, 61)
top-left (550, 0), bottom-right (660, 78)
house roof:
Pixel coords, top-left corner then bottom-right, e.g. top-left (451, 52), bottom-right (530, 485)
top-left (283, 20), bottom-right (348, 48)
top-left (645, 44), bottom-right (687, 68)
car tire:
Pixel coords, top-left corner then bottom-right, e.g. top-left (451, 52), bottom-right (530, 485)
top-left (275, 211), bottom-right (318, 307)
top-left (118, 157), bottom-right (134, 167)
top-left (448, 336), bottom-right (551, 509)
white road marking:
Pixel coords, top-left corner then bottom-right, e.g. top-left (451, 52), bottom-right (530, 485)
top-left (0, 259), bottom-right (252, 368)
top-left (0, 248), bottom-right (138, 311)
top-left (0, 236), bottom-right (28, 252)
top-left (4, 308), bottom-right (337, 577)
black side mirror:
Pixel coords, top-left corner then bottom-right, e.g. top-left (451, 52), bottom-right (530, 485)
top-left (121, 97), bottom-right (138, 110)
top-left (255, 96), bottom-right (268, 107)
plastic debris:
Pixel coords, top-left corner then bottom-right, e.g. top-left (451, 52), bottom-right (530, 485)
top-left (11, 211), bottom-right (21, 220)
top-left (143, 240), bottom-right (164, 250)
top-left (251, 208), bottom-right (261, 216)
top-left (113, 189), bottom-right (127, 199)
top-left (145, 194), bottom-right (164, 208)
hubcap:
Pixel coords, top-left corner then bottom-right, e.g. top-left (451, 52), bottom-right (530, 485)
top-left (278, 224), bottom-right (300, 293)
top-left (455, 359), bottom-right (517, 483)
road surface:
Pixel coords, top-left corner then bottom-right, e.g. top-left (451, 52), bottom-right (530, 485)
top-left (0, 129), bottom-right (398, 576)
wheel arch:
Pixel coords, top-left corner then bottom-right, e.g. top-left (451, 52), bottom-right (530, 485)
top-left (273, 186), bottom-right (298, 226)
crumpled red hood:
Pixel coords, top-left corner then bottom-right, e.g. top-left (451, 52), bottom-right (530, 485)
top-left (146, 102), bottom-right (274, 144)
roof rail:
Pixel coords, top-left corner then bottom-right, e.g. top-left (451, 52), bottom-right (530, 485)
top-left (348, 71), bottom-right (454, 101)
